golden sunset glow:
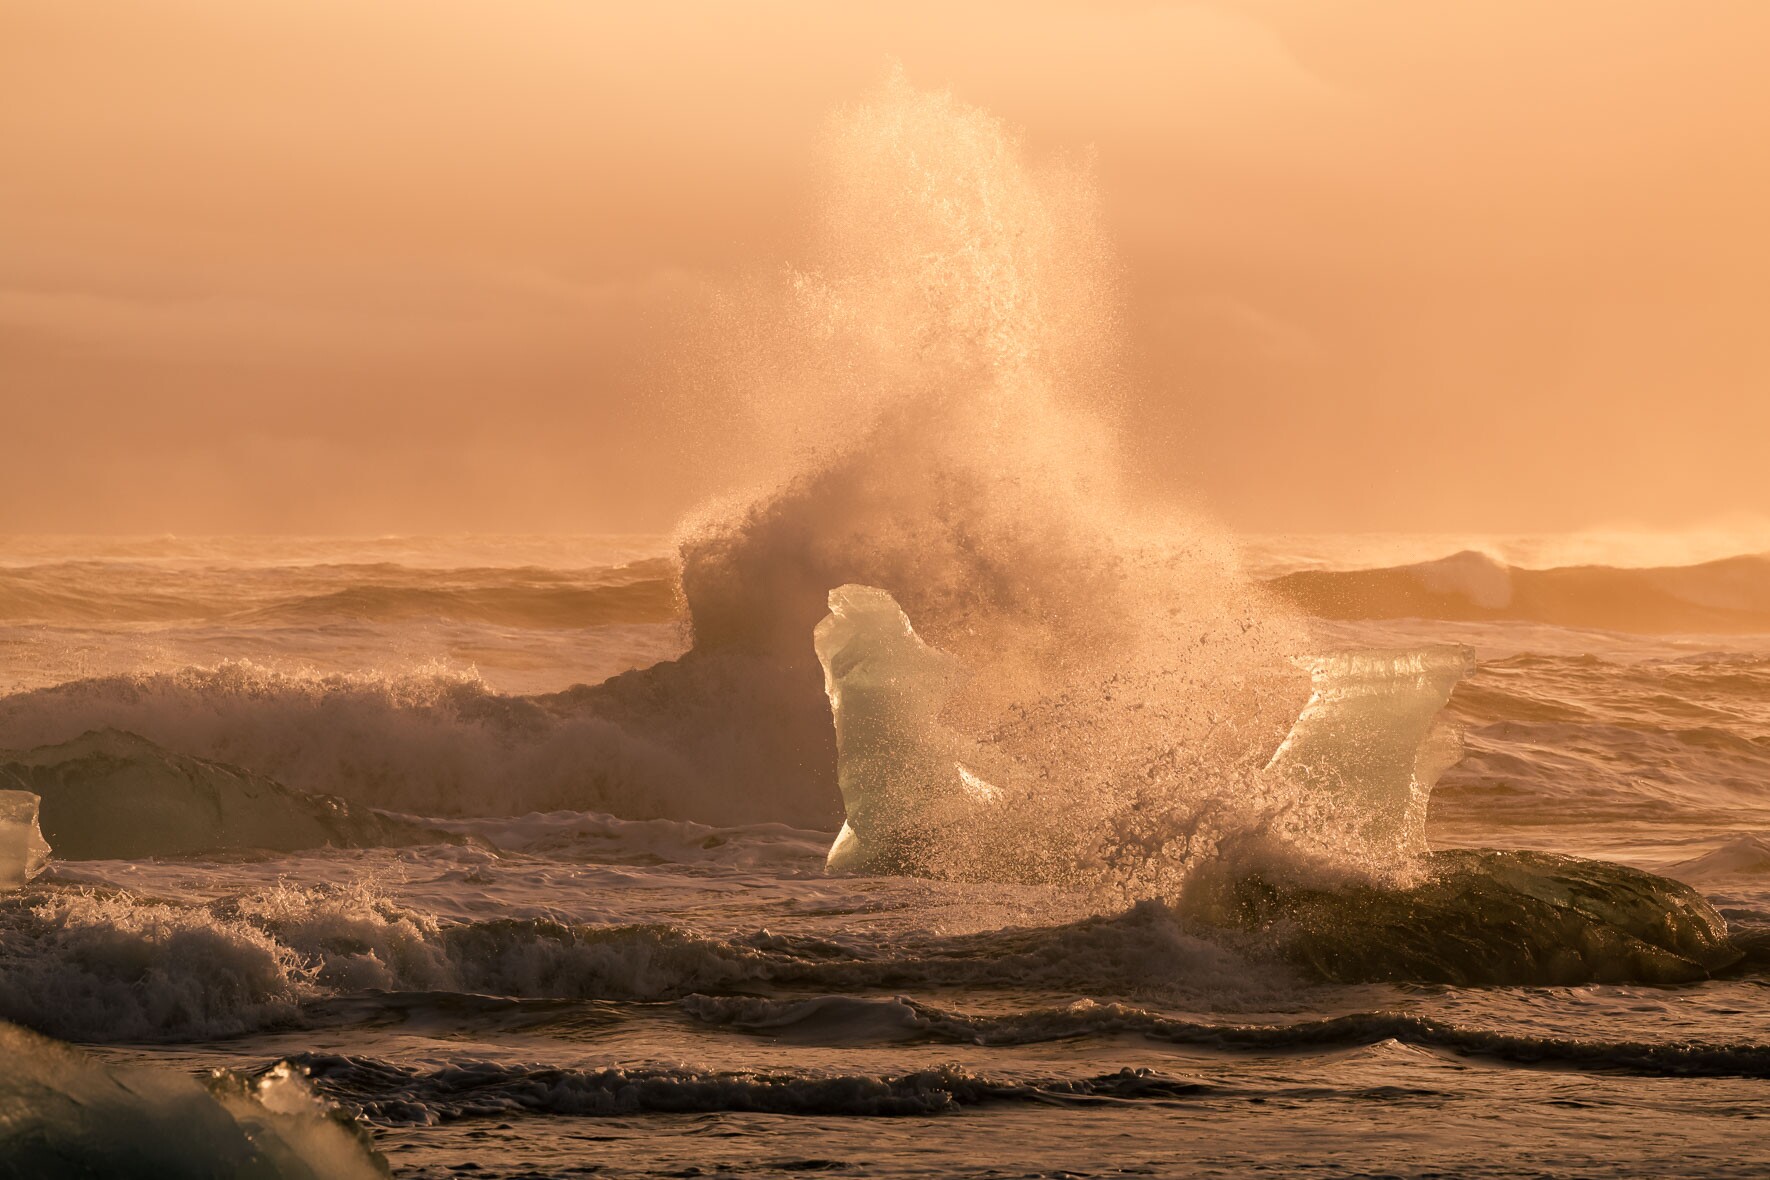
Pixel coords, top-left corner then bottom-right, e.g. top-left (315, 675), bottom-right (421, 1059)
top-left (3, 7), bottom-right (1768, 1178)
top-left (6, 2), bottom-right (1769, 535)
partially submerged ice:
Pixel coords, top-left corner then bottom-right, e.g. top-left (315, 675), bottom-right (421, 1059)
top-left (813, 583), bottom-right (1473, 875)
top-left (812, 585), bottom-right (1742, 984)
top-left (0, 785), bottom-right (51, 888)
top-left (1263, 646), bottom-right (1475, 858)
top-left (814, 585), bottom-right (998, 874)
top-left (0, 1018), bottom-right (387, 1179)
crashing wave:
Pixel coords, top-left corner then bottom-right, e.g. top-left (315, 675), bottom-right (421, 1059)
top-left (0, 77), bottom-right (1311, 843)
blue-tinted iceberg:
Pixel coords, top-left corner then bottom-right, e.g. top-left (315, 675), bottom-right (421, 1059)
top-left (0, 786), bottom-right (50, 888)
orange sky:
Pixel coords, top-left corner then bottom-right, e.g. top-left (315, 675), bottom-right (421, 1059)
top-left (4, 1), bottom-right (1767, 535)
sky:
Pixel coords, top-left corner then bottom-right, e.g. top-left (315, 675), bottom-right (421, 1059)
top-left (4, 1), bottom-right (1768, 536)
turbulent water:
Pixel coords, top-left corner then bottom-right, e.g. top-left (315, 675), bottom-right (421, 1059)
top-left (3, 532), bottom-right (1768, 1177)
top-left (7, 76), bottom-right (1770, 1178)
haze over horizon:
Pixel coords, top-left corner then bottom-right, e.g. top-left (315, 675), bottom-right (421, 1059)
top-left (6, 0), bottom-right (1768, 537)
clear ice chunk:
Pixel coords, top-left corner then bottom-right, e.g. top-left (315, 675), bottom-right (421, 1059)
top-left (0, 788), bottom-right (50, 888)
top-left (814, 584), bottom-right (997, 874)
top-left (1262, 646), bottom-right (1475, 857)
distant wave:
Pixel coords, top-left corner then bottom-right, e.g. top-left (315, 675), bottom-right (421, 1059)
top-left (15, 549), bottom-right (1769, 633)
top-left (0, 559), bottom-right (680, 628)
top-left (243, 579), bottom-right (679, 629)
top-left (1267, 550), bottom-right (1770, 633)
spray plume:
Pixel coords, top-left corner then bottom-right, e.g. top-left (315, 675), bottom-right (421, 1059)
top-left (666, 71), bottom-right (1367, 898)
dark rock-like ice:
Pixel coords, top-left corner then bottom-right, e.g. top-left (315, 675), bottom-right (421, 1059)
top-left (0, 1018), bottom-right (386, 1178)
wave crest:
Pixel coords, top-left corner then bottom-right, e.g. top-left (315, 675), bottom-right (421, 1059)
top-left (1270, 551), bottom-right (1770, 633)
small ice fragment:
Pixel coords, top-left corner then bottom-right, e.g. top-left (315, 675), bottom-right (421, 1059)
top-left (0, 788), bottom-right (51, 888)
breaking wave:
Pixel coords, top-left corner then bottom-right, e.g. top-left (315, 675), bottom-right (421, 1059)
top-left (0, 856), bottom-right (1743, 1044)
top-left (0, 883), bottom-right (1236, 1042)
top-left (3, 729), bottom-right (458, 859)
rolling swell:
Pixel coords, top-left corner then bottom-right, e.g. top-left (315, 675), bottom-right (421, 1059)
top-left (0, 559), bottom-right (679, 628)
top-left (282, 1056), bottom-right (1213, 1122)
top-left (1, 868), bottom-right (1750, 1045)
top-left (0, 887), bottom-right (1238, 1042)
top-left (269, 998), bottom-right (1770, 1128)
top-left (1268, 550), bottom-right (1770, 633)
top-left (239, 574), bottom-right (679, 629)
top-left (682, 995), bottom-right (1770, 1078)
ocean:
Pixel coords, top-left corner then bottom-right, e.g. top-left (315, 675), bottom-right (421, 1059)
top-left (1, 532), bottom-right (1767, 1178)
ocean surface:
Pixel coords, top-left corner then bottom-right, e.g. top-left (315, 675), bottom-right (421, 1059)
top-left (1, 532), bottom-right (1767, 1178)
